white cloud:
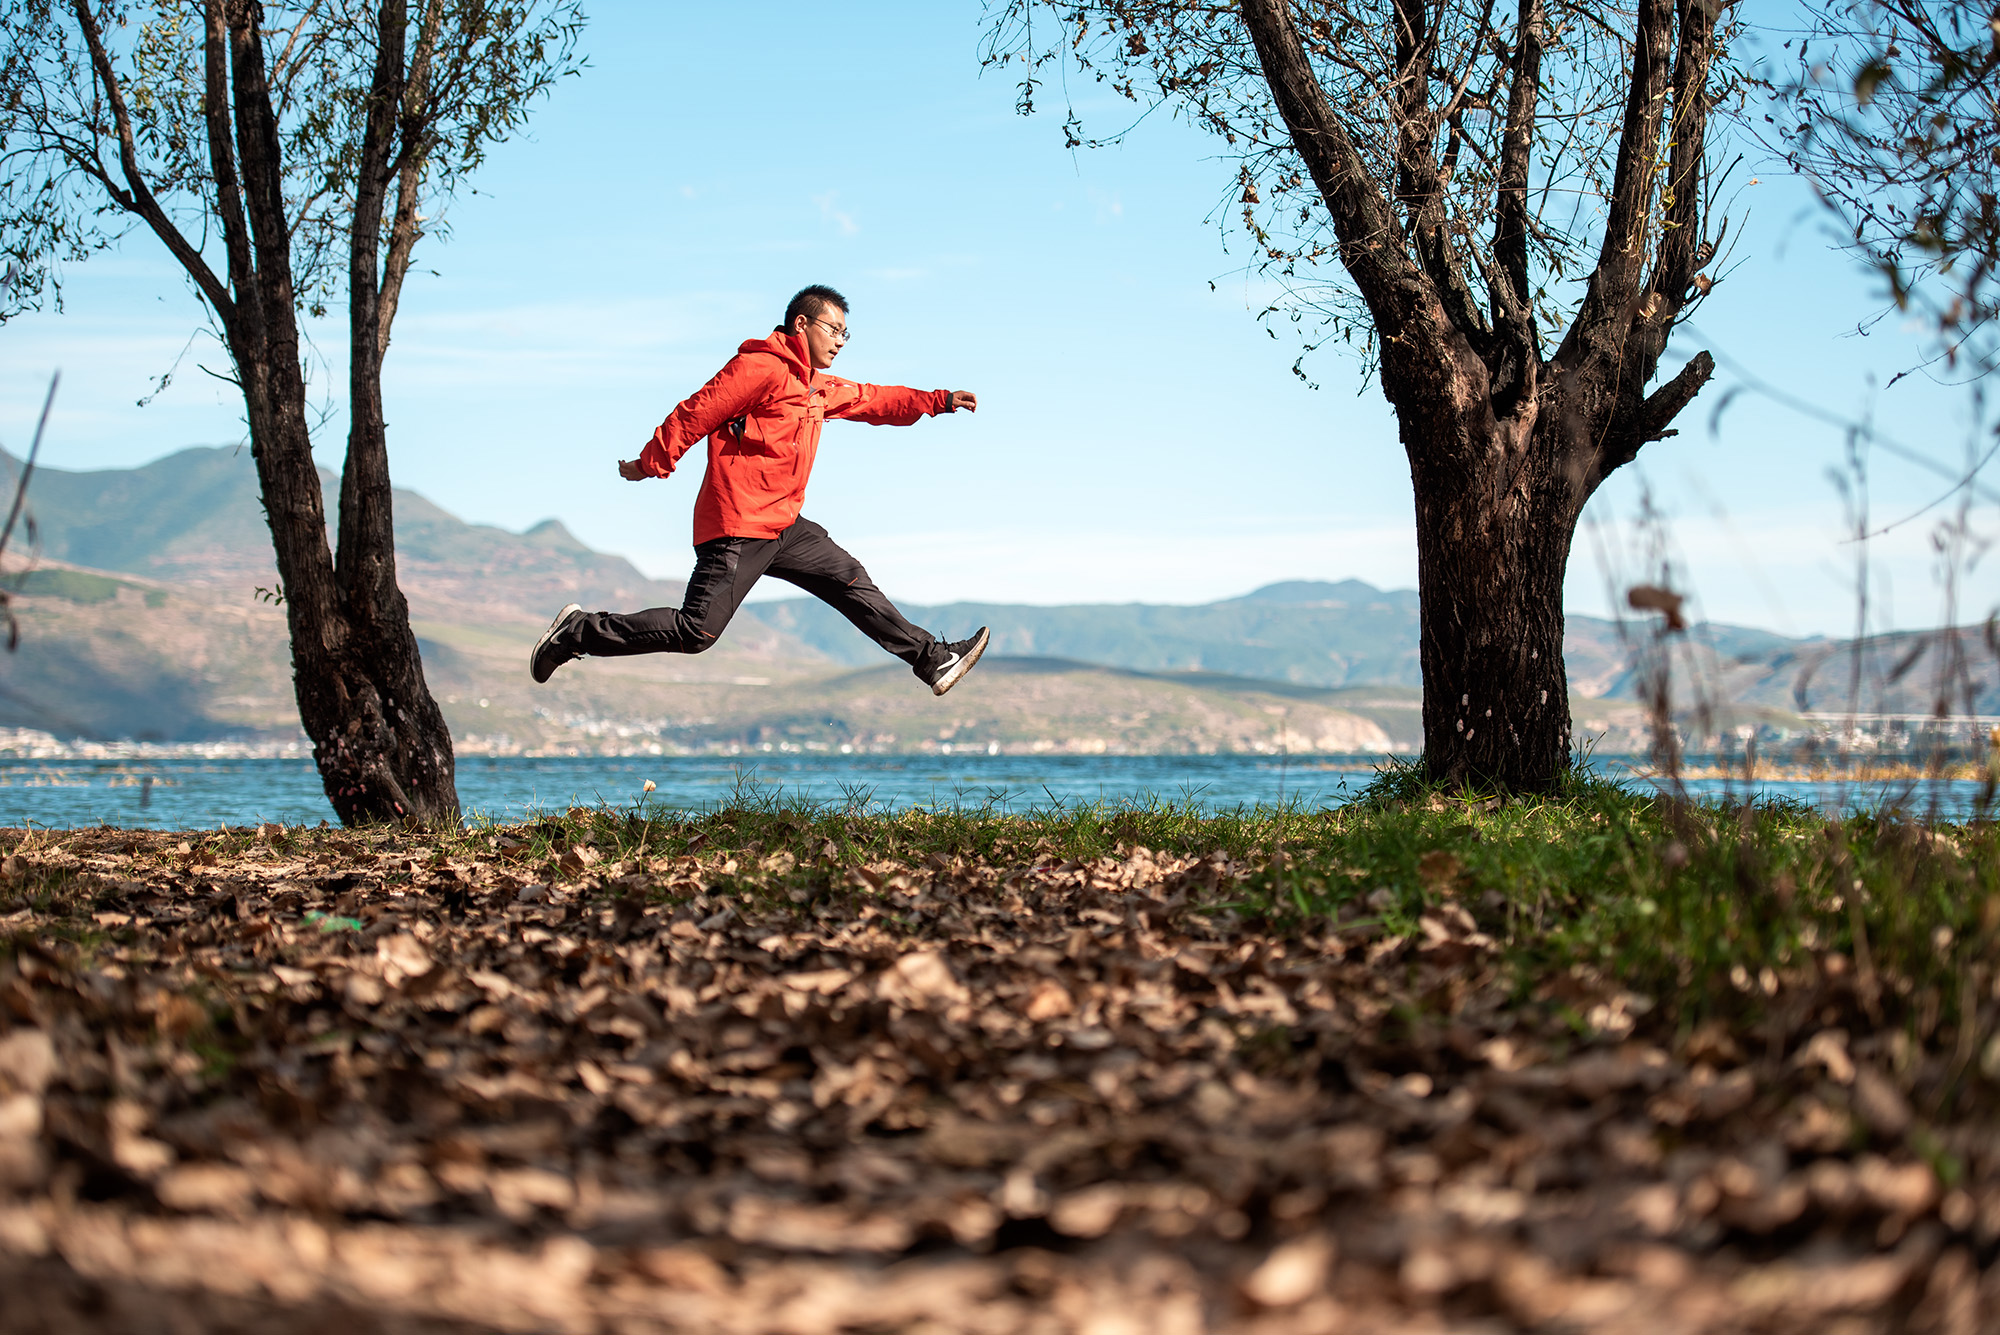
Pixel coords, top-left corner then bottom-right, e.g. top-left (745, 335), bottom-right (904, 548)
top-left (813, 191), bottom-right (859, 237)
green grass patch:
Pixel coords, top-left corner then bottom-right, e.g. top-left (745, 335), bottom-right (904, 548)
top-left (410, 619), bottom-right (536, 651)
top-left (464, 768), bottom-right (1995, 1045)
top-left (24, 767), bottom-right (1983, 1055)
top-left (4, 568), bottom-right (128, 604)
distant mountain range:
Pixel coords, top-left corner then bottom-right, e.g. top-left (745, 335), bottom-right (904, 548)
top-left (1, 446), bottom-right (1991, 751)
top-left (18, 443), bottom-right (695, 623)
top-left (757, 579), bottom-right (1429, 686)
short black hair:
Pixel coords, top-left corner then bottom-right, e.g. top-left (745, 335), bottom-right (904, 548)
top-left (782, 285), bottom-right (848, 331)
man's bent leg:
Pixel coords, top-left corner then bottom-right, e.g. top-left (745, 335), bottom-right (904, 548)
top-left (560, 536), bottom-right (776, 658)
top-left (766, 519), bottom-right (942, 672)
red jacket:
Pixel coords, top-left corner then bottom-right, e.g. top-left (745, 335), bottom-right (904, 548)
top-left (635, 329), bottom-right (953, 545)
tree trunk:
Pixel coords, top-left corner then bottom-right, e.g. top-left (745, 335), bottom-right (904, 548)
top-left (324, 0), bottom-right (458, 828)
top-left (1408, 418), bottom-right (1577, 792)
top-left (223, 0), bottom-right (457, 827)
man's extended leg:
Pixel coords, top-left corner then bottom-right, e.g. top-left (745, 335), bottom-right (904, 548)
top-left (765, 518), bottom-right (988, 693)
top-left (531, 535), bottom-right (777, 681)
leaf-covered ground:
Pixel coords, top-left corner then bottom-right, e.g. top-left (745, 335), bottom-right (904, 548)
top-left (0, 794), bottom-right (1995, 1333)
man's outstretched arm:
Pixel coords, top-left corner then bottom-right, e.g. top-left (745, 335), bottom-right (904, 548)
top-left (824, 382), bottom-right (977, 425)
top-left (618, 355), bottom-right (784, 481)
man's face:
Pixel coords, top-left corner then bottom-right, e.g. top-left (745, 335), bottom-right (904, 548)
top-left (794, 305), bottom-right (849, 370)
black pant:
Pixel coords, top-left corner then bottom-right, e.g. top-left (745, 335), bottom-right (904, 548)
top-left (556, 518), bottom-right (943, 675)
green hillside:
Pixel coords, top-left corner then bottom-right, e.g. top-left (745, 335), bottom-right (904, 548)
top-left (9, 444), bottom-right (1825, 701)
top-left (1, 444), bottom-right (278, 580)
top-left (756, 580), bottom-right (1427, 685)
top-left (0, 576), bottom-right (293, 741)
top-left (758, 580), bottom-right (1817, 696)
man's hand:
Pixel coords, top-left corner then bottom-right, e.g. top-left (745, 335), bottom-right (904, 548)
top-left (618, 458), bottom-right (647, 481)
top-left (948, 391), bottom-right (978, 413)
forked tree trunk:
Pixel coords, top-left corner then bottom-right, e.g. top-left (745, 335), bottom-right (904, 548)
top-left (220, 0), bottom-right (457, 826)
top-left (235, 337), bottom-right (455, 826)
top-left (1239, 0), bottom-right (1720, 793)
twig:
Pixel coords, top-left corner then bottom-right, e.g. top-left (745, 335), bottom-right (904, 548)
top-left (0, 372), bottom-right (59, 652)
top-left (0, 372), bottom-right (58, 562)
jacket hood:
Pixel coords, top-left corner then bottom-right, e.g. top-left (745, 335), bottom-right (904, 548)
top-left (742, 329), bottom-right (816, 384)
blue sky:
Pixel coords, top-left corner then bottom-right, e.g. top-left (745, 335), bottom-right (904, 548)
top-left (5, 1), bottom-right (1993, 639)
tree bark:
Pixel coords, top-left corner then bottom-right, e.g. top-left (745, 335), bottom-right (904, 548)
top-left (220, 0), bottom-right (456, 826)
top-left (1408, 416), bottom-right (1577, 791)
top-left (327, 0), bottom-right (459, 826)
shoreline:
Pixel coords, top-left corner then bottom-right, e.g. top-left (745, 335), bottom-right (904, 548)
top-left (3, 746), bottom-right (1993, 779)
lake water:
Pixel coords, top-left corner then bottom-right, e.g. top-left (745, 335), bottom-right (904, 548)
top-left (0, 753), bottom-right (1988, 829)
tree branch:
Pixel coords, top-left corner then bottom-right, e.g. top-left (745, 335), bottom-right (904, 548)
top-left (1647, 0), bottom-right (1719, 306)
top-left (71, 0), bottom-right (233, 321)
top-left (349, 0), bottom-right (405, 382)
top-left (1592, 0), bottom-right (1722, 480)
top-left (1475, 0), bottom-right (1546, 413)
top-left (1390, 0), bottom-right (1437, 218)
top-left (378, 0), bottom-right (444, 358)
top-left (269, 0), bottom-right (329, 87)
top-left (201, 0), bottom-right (254, 315)
top-left (1390, 0), bottom-right (1490, 345)
top-left (1590, 347), bottom-right (1713, 489)
top-left (225, 0), bottom-right (299, 321)
top-left (338, 0), bottom-right (408, 597)
top-left (1492, 0), bottom-right (1542, 324)
top-left (1554, 0), bottom-right (1676, 367)
top-left (1637, 349), bottom-right (1712, 443)
top-left (1237, 0), bottom-right (1430, 336)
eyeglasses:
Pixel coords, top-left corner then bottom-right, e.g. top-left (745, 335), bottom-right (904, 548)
top-left (810, 316), bottom-right (851, 344)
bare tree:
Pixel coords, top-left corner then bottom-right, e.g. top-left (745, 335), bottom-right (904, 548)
top-left (0, 0), bottom-right (582, 825)
top-left (984, 0), bottom-right (1738, 791)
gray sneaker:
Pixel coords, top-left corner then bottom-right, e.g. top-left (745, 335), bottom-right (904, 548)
top-left (530, 604), bottom-right (584, 683)
top-left (923, 627), bottom-right (989, 696)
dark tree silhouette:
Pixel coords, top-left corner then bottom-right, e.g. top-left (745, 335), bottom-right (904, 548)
top-left (985, 0), bottom-right (1738, 790)
top-left (1, 1), bottom-right (582, 824)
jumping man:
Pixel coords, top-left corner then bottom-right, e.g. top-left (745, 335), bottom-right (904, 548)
top-left (530, 285), bottom-right (990, 693)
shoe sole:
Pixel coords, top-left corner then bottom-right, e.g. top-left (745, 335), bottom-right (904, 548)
top-left (530, 603), bottom-right (584, 684)
top-left (931, 627), bottom-right (989, 696)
